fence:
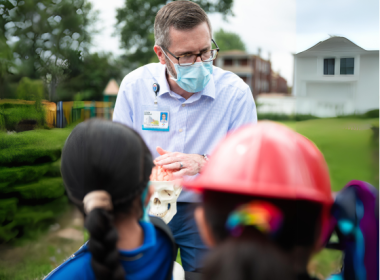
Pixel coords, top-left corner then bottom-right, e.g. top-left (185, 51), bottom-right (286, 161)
top-left (56, 101), bottom-right (114, 128)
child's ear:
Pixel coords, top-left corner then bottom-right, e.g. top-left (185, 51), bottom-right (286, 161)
top-left (144, 184), bottom-right (154, 207)
top-left (195, 206), bottom-right (216, 247)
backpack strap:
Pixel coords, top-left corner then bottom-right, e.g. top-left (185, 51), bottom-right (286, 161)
top-left (326, 180), bottom-right (379, 280)
top-left (150, 216), bottom-right (176, 280)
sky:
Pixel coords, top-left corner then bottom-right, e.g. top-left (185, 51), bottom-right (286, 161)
top-left (89, 0), bottom-right (379, 86)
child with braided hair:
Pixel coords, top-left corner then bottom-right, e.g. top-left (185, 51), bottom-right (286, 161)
top-left (44, 119), bottom-right (174, 280)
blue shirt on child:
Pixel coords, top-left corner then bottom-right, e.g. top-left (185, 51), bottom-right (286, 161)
top-left (44, 221), bottom-right (173, 280)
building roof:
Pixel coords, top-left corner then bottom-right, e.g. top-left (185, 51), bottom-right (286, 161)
top-left (103, 79), bottom-right (119, 96)
top-left (218, 50), bottom-right (248, 56)
top-left (271, 71), bottom-right (279, 78)
top-left (296, 36), bottom-right (378, 56)
top-left (222, 66), bottom-right (254, 74)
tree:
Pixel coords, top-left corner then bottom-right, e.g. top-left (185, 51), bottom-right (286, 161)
top-left (1, 0), bottom-right (95, 100)
top-left (0, 1), bottom-right (16, 99)
top-left (56, 52), bottom-right (124, 101)
top-left (16, 77), bottom-right (44, 101)
top-left (213, 28), bottom-right (246, 52)
top-left (115, 0), bottom-right (234, 68)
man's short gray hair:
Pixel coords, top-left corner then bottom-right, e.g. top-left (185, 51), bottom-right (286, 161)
top-left (154, 1), bottom-right (212, 49)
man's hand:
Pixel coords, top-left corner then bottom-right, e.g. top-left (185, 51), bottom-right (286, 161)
top-left (154, 146), bottom-right (206, 177)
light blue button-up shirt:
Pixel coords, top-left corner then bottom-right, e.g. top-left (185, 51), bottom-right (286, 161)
top-left (113, 63), bottom-right (257, 202)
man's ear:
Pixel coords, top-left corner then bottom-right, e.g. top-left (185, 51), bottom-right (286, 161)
top-left (153, 45), bottom-right (166, 65)
top-left (195, 206), bottom-right (216, 247)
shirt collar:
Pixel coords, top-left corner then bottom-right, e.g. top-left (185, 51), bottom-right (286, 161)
top-left (158, 64), bottom-right (215, 101)
top-left (158, 65), bottom-right (171, 97)
top-left (201, 72), bottom-right (216, 100)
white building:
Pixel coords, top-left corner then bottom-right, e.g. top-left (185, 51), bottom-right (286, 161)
top-left (292, 36), bottom-right (379, 117)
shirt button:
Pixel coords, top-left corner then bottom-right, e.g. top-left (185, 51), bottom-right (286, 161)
top-left (179, 129), bottom-right (183, 132)
top-left (182, 104), bottom-right (186, 107)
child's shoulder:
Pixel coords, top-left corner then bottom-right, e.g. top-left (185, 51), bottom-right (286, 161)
top-left (43, 244), bottom-right (94, 280)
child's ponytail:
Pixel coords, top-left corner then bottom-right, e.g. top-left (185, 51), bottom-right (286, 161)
top-left (83, 191), bottom-right (125, 280)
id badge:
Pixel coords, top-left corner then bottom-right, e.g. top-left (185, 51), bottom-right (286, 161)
top-left (142, 105), bottom-right (170, 132)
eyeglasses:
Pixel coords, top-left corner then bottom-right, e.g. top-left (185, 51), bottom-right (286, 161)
top-left (162, 39), bottom-right (219, 66)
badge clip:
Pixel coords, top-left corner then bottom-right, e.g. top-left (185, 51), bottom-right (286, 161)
top-left (153, 83), bottom-right (160, 105)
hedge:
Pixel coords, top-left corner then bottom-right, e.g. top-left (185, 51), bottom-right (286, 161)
top-left (0, 126), bottom-right (74, 243)
top-left (0, 198), bottom-right (18, 225)
top-left (257, 113), bottom-right (319, 121)
top-left (0, 128), bottom-right (72, 166)
top-left (3, 178), bottom-right (65, 200)
top-left (0, 162), bottom-right (60, 189)
top-left (0, 196), bottom-right (68, 242)
top-left (0, 107), bottom-right (46, 131)
top-left (258, 109), bottom-right (379, 121)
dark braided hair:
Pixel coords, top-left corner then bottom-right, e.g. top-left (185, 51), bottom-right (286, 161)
top-left (61, 119), bottom-right (154, 280)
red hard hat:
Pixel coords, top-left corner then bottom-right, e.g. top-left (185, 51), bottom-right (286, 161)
top-left (184, 121), bottom-right (333, 205)
top-left (184, 122), bottom-right (333, 244)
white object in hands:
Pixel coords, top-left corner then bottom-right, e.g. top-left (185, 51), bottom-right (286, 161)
top-left (173, 261), bottom-right (185, 280)
top-left (149, 181), bottom-right (182, 224)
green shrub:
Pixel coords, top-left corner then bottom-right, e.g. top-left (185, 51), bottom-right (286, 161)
top-left (0, 106), bottom-right (46, 131)
top-left (0, 113), bottom-right (5, 131)
top-left (0, 198), bottom-right (18, 225)
top-left (337, 109), bottom-right (379, 119)
top-left (0, 164), bottom-right (50, 187)
top-left (16, 77), bottom-right (45, 102)
top-left (257, 113), bottom-right (293, 121)
top-left (0, 103), bottom-right (32, 110)
top-left (371, 121), bottom-right (379, 142)
top-left (0, 196), bottom-right (68, 243)
top-left (364, 109), bottom-right (379, 119)
top-left (294, 114), bottom-right (319, 121)
top-left (0, 128), bottom-right (72, 166)
top-left (257, 113), bottom-right (319, 121)
top-left (3, 178), bottom-right (65, 200)
top-left (0, 127), bottom-right (73, 243)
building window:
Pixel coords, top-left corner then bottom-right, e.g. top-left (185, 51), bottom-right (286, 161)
top-left (224, 59), bottom-right (233, 66)
top-left (240, 59), bottom-right (248, 66)
top-left (240, 76), bottom-right (247, 83)
top-left (340, 58), bottom-right (354, 75)
top-left (323, 58), bottom-right (335, 75)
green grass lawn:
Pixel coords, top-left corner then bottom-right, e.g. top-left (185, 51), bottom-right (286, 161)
top-left (0, 207), bottom-right (84, 280)
top-left (279, 118), bottom-right (379, 191)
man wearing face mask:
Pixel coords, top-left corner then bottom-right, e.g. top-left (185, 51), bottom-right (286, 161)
top-left (113, 0), bottom-right (257, 274)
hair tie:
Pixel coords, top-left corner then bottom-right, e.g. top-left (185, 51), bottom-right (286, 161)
top-left (83, 190), bottom-right (113, 214)
top-left (225, 201), bottom-right (283, 237)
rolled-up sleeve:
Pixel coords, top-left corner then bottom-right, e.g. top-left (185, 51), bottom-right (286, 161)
top-left (228, 87), bottom-right (257, 131)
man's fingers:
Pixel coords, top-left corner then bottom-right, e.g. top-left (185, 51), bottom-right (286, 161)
top-left (173, 168), bottom-right (187, 177)
top-left (156, 146), bottom-right (169, 156)
top-left (156, 153), bottom-right (182, 165)
top-left (154, 153), bottom-right (172, 163)
top-left (162, 162), bottom-right (182, 170)
top-left (156, 157), bottom-right (178, 166)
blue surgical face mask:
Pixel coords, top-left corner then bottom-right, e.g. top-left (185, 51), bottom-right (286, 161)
top-left (162, 49), bottom-right (213, 93)
top-left (172, 62), bottom-right (213, 93)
